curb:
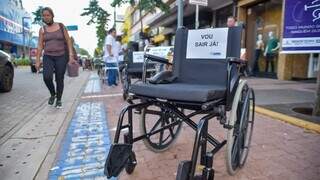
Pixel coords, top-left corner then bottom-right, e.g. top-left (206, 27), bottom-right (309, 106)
top-left (255, 106), bottom-right (320, 134)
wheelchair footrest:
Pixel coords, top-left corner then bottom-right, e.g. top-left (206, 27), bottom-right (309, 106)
top-left (176, 160), bottom-right (192, 180)
top-left (104, 143), bottom-right (133, 178)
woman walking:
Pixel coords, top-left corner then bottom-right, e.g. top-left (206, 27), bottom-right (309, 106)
top-left (36, 7), bottom-right (76, 108)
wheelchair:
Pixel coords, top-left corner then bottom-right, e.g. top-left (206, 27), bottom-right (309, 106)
top-left (104, 27), bottom-right (255, 180)
top-left (121, 48), bottom-right (159, 101)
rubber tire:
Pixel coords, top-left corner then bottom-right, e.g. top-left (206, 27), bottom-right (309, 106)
top-left (0, 65), bottom-right (13, 92)
top-left (140, 106), bottom-right (182, 152)
top-left (226, 79), bottom-right (252, 175)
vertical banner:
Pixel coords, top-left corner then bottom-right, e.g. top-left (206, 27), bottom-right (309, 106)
top-left (282, 0), bottom-right (320, 53)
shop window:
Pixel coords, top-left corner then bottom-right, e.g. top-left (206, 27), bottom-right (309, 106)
top-left (215, 4), bottom-right (233, 28)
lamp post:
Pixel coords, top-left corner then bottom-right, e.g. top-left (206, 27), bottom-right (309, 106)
top-left (177, 0), bottom-right (184, 28)
top-left (22, 16), bottom-right (31, 58)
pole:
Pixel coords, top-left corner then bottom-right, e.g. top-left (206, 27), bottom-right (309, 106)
top-left (22, 17), bottom-right (25, 58)
top-left (114, 7), bottom-right (116, 29)
top-left (195, 5), bottom-right (199, 29)
top-left (177, 0), bottom-right (183, 28)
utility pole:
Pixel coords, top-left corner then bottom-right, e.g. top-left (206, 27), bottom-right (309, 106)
top-left (195, 5), bottom-right (199, 29)
top-left (22, 17), bottom-right (30, 58)
top-left (177, 0), bottom-right (183, 28)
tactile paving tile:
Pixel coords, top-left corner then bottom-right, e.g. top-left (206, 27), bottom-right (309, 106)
top-left (0, 137), bottom-right (55, 180)
top-left (84, 74), bottom-right (101, 94)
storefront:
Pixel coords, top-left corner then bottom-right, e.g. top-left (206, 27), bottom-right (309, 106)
top-left (0, 0), bottom-right (31, 57)
top-left (238, 0), bottom-right (319, 80)
top-left (242, 0), bottom-right (283, 77)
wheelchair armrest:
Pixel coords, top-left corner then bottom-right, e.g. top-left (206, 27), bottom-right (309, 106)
top-left (149, 71), bottom-right (177, 84)
top-left (144, 54), bottom-right (172, 65)
top-left (226, 59), bottom-right (241, 110)
top-left (227, 57), bottom-right (246, 65)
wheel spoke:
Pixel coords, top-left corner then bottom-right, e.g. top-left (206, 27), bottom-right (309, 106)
top-left (231, 137), bottom-right (239, 164)
top-left (159, 120), bottom-right (165, 146)
top-left (150, 117), bottom-right (162, 133)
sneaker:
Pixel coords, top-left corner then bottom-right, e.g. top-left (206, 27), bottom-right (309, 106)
top-left (48, 95), bottom-right (55, 105)
top-left (55, 100), bottom-right (62, 109)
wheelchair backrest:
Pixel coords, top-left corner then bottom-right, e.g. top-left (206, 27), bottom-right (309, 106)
top-left (173, 27), bottom-right (241, 86)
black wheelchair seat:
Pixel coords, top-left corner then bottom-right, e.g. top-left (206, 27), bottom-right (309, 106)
top-left (130, 82), bottom-right (226, 103)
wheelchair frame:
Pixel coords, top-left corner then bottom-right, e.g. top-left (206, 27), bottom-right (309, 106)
top-left (104, 53), bottom-right (255, 180)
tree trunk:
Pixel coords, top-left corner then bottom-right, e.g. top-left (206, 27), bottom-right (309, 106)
top-left (313, 58), bottom-right (320, 116)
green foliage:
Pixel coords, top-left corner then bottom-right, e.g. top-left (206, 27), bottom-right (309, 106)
top-left (94, 47), bottom-right (103, 57)
top-left (15, 58), bottom-right (31, 66)
top-left (78, 48), bottom-right (90, 57)
top-left (81, 0), bottom-right (110, 49)
top-left (32, 6), bottom-right (44, 25)
top-left (111, 0), bottom-right (169, 13)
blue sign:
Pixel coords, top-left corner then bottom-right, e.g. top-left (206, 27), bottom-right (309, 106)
top-left (0, 0), bottom-right (31, 46)
top-left (66, 25), bottom-right (78, 31)
top-left (282, 0), bottom-right (320, 53)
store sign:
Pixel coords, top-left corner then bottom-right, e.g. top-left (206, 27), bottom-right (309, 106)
top-left (282, 0), bottom-right (320, 53)
top-left (186, 28), bottom-right (228, 59)
top-left (189, 0), bottom-right (208, 6)
top-left (147, 46), bottom-right (174, 58)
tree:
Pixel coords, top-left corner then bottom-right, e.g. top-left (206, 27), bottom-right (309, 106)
top-left (32, 6), bottom-right (44, 25)
top-left (112, 0), bottom-right (169, 45)
top-left (313, 61), bottom-right (320, 116)
top-left (111, 0), bottom-right (169, 13)
top-left (81, 0), bottom-right (110, 50)
top-left (78, 48), bottom-right (90, 57)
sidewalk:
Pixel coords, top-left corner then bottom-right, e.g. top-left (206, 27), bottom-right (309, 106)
top-left (4, 73), bottom-right (318, 180)
top-left (246, 77), bottom-right (320, 131)
top-left (99, 83), bottom-right (320, 180)
top-left (0, 70), bottom-right (90, 180)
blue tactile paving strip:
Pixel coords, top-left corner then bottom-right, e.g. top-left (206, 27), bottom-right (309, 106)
top-left (49, 102), bottom-right (116, 180)
top-left (84, 74), bottom-right (101, 94)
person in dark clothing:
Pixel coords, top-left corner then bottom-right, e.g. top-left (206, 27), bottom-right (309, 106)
top-left (36, 7), bottom-right (76, 108)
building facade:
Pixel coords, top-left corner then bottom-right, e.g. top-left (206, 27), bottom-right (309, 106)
top-left (122, 0), bottom-right (319, 80)
top-left (0, 0), bottom-right (32, 57)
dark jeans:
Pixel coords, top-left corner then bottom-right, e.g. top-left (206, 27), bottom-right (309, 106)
top-left (253, 49), bottom-right (261, 75)
top-left (43, 54), bottom-right (68, 101)
top-left (106, 63), bottom-right (118, 86)
top-left (265, 53), bottom-right (275, 73)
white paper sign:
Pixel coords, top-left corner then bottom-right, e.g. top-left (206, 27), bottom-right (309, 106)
top-left (189, 0), bottom-right (208, 6)
top-left (132, 51), bottom-right (145, 63)
top-left (146, 46), bottom-right (174, 58)
top-left (186, 28), bottom-right (229, 59)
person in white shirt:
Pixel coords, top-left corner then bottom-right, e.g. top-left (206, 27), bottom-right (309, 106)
top-left (104, 28), bottom-right (118, 86)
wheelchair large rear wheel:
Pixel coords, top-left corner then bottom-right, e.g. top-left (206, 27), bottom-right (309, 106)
top-left (140, 104), bottom-right (183, 152)
top-left (226, 80), bottom-right (255, 175)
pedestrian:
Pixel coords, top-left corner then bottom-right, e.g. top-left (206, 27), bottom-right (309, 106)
top-left (227, 16), bottom-right (237, 28)
top-left (226, 16), bottom-right (250, 76)
top-left (35, 7), bottom-right (76, 108)
top-left (103, 28), bottom-right (118, 87)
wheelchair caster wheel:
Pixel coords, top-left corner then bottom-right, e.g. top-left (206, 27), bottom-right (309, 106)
top-left (125, 151), bottom-right (137, 174)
